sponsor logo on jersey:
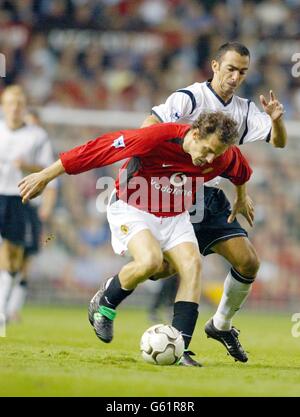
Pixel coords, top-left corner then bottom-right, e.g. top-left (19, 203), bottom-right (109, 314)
top-left (170, 172), bottom-right (188, 187)
top-left (150, 174), bottom-right (192, 197)
top-left (112, 135), bottom-right (125, 148)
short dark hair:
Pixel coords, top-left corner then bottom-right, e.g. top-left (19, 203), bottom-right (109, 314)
top-left (214, 42), bottom-right (250, 63)
top-left (192, 111), bottom-right (238, 145)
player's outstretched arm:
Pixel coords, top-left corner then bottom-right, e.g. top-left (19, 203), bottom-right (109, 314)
top-left (259, 90), bottom-right (287, 148)
top-left (221, 147), bottom-right (254, 227)
top-left (19, 159), bottom-right (65, 204)
top-left (18, 124), bottom-right (179, 203)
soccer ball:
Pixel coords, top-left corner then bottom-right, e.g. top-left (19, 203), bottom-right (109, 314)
top-left (140, 324), bottom-right (184, 365)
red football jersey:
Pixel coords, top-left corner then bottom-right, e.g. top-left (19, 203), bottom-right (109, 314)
top-left (60, 123), bottom-right (252, 216)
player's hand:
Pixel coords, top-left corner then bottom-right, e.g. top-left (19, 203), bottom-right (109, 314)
top-left (228, 195), bottom-right (254, 227)
top-left (18, 172), bottom-right (48, 204)
top-left (260, 90), bottom-right (284, 121)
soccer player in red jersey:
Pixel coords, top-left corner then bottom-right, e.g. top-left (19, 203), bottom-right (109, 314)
top-left (144, 42), bottom-right (287, 364)
top-left (19, 111), bottom-right (253, 366)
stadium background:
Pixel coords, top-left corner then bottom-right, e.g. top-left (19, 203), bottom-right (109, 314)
top-left (0, 0), bottom-right (299, 312)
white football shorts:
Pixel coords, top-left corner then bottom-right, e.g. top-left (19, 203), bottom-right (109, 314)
top-left (106, 190), bottom-right (198, 256)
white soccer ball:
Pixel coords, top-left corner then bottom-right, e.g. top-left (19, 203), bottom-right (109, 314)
top-left (140, 324), bottom-right (185, 365)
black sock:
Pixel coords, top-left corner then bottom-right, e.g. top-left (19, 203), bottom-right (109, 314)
top-left (100, 275), bottom-right (134, 309)
top-left (172, 301), bottom-right (199, 349)
top-left (231, 267), bottom-right (255, 284)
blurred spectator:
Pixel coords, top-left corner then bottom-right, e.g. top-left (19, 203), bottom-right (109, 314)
top-left (0, 0), bottom-right (299, 307)
top-left (0, 0), bottom-right (299, 115)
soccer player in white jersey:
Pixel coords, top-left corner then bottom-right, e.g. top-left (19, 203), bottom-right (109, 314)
top-left (5, 109), bottom-right (57, 322)
top-left (142, 42), bottom-right (287, 364)
top-left (0, 86), bottom-right (56, 321)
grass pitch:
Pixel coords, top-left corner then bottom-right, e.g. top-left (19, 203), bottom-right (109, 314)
top-left (1, 306), bottom-right (300, 397)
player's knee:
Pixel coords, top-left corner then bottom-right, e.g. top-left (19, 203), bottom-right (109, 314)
top-left (138, 251), bottom-right (164, 278)
top-left (180, 255), bottom-right (202, 284)
top-left (235, 251), bottom-right (260, 279)
top-left (156, 261), bottom-right (176, 279)
top-left (7, 250), bottom-right (23, 273)
top-left (0, 242), bottom-right (23, 273)
top-left (7, 258), bottom-right (22, 274)
top-left (2, 258), bottom-right (19, 273)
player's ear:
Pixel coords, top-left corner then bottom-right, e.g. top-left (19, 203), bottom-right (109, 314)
top-left (211, 59), bottom-right (219, 74)
top-left (192, 129), bottom-right (200, 141)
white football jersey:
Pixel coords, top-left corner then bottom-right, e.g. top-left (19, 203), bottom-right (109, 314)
top-left (0, 120), bottom-right (55, 196)
top-left (152, 81), bottom-right (272, 187)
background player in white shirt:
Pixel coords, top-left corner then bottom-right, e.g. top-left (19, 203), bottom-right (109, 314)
top-left (142, 42), bottom-right (287, 364)
top-left (0, 86), bottom-right (56, 321)
top-left (5, 109), bottom-right (57, 322)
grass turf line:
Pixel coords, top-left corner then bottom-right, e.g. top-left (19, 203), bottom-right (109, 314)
top-left (1, 306), bottom-right (300, 397)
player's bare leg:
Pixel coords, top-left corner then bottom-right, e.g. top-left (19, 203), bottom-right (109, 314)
top-left (89, 229), bottom-right (164, 343)
top-left (205, 236), bottom-right (259, 362)
top-left (0, 240), bottom-right (24, 318)
top-left (119, 230), bottom-right (164, 289)
top-left (163, 242), bottom-right (202, 366)
top-left (148, 260), bottom-right (176, 281)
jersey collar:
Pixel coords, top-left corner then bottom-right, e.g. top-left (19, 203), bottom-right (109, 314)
top-left (6, 122), bottom-right (27, 132)
top-left (206, 80), bottom-right (233, 107)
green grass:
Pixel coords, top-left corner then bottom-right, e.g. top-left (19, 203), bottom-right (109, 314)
top-left (1, 306), bottom-right (300, 397)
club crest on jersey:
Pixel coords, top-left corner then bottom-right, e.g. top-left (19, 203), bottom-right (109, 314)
top-left (112, 135), bottom-right (125, 148)
top-left (170, 109), bottom-right (182, 122)
top-left (120, 225), bottom-right (129, 234)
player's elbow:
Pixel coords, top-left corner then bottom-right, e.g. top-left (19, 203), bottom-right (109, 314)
top-left (271, 135), bottom-right (287, 149)
top-left (140, 114), bottom-right (160, 128)
top-left (238, 168), bottom-right (252, 185)
top-left (233, 175), bottom-right (251, 187)
top-left (273, 142), bottom-right (286, 149)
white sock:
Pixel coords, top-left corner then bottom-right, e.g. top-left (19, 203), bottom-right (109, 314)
top-left (213, 269), bottom-right (254, 331)
top-left (0, 271), bottom-right (13, 315)
top-left (6, 276), bottom-right (27, 319)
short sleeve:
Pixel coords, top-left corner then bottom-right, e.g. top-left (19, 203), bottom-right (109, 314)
top-left (241, 101), bottom-right (272, 144)
top-left (151, 89), bottom-right (197, 123)
top-left (36, 137), bottom-right (56, 168)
